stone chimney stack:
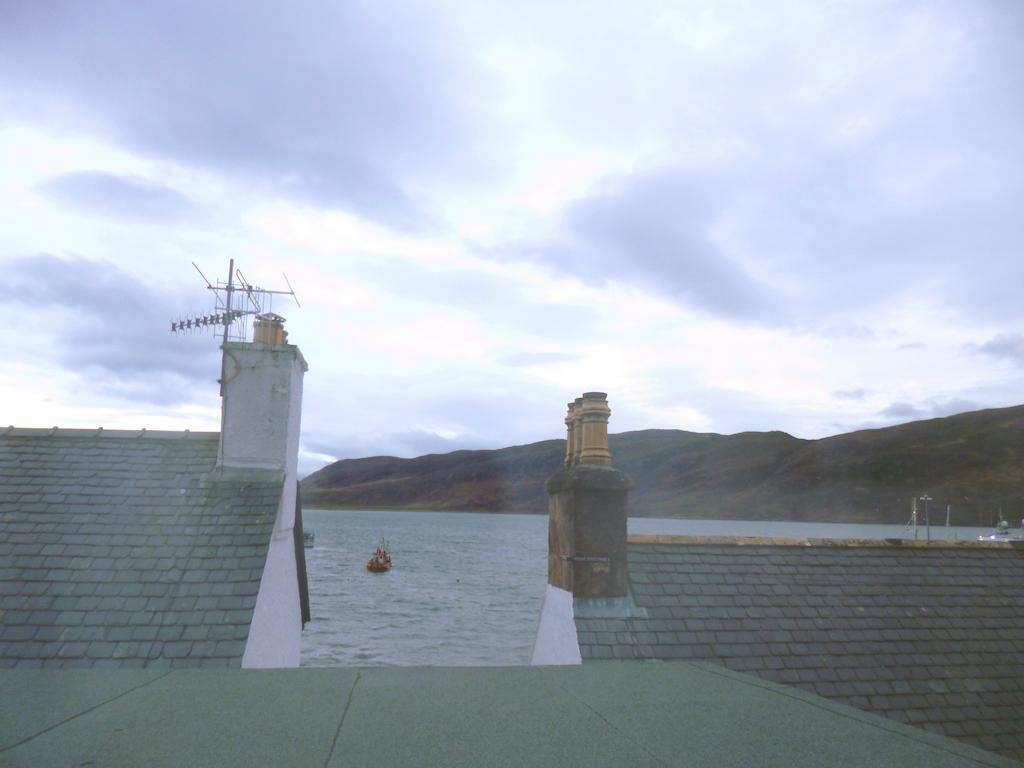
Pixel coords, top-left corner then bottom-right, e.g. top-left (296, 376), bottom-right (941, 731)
top-left (218, 316), bottom-right (307, 478)
top-left (546, 392), bottom-right (631, 598)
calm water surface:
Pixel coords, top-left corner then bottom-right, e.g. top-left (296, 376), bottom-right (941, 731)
top-left (300, 509), bottom-right (547, 667)
top-left (300, 509), bottom-right (994, 667)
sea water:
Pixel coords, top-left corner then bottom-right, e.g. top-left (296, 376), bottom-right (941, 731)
top-left (300, 509), bottom-right (547, 667)
top-left (299, 509), bottom-right (994, 667)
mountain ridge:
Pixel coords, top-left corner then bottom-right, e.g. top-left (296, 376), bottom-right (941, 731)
top-left (300, 405), bottom-right (1024, 524)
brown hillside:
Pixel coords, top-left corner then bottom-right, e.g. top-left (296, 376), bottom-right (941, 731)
top-left (300, 405), bottom-right (1024, 523)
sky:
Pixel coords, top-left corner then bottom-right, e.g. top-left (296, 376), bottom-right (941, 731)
top-left (1, 0), bottom-right (1022, 477)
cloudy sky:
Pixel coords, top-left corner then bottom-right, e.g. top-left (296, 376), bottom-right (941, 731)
top-left (1, 0), bottom-right (1022, 476)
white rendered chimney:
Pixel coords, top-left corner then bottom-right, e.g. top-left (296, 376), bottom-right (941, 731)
top-left (226, 317), bottom-right (308, 668)
top-left (218, 320), bottom-right (307, 477)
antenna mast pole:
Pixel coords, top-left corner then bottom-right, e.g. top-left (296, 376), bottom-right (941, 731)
top-left (219, 258), bottom-right (235, 398)
top-left (217, 259), bottom-right (235, 468)
top-left (223, 258), bottom-right (234, 348)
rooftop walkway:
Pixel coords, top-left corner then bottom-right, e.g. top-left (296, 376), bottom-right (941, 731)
top-left (2, 663), bottom-right (1017, 767)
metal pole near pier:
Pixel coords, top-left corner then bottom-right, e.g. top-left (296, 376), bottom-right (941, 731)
top-left (921, 494), bottom-right (932, 541)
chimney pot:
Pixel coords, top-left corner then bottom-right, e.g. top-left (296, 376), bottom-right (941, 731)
top-left (564, 402), bottom-right (576, 466)
top-left (578, 391), bottom-right (612, 466)
top-left (571, 397), bottom-right (584, 465)
top-left (253, 313), bottom-right (287, 345)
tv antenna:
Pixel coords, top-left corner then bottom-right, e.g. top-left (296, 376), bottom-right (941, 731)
top-left (171, 259), bottom-right (300, 396)
top-left (170, 258), bottom-right (300, 344)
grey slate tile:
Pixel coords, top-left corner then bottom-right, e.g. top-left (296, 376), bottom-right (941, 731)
top-left (162, 641), bottom-right (194, 658)
top-left (212, 640), bottom-right (246, 657)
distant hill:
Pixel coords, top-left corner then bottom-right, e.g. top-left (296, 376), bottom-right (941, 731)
top-left (300, 405), bottom-right (1024, 524)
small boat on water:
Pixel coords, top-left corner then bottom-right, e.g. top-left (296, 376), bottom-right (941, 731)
top-left (367, 538), bottom-right (392, 572)
top-left (303, 531), bottom-right (315, 549)
top-left (978, 519), bottom-right (1022, 542)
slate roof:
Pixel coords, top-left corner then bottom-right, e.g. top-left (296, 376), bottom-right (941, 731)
top-left (575, 536), bottom-right (1024, 763)
top-left (0, 429), bottom-right (284, 669)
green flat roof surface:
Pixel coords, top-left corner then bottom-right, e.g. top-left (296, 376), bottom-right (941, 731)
top-left (1, 662), bottom-right (1017, 768)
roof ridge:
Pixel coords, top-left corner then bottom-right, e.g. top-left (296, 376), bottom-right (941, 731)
top-left (2, 426), bottom-right (219, 439)
top-left (627, 533), bottom-right (1024, 550)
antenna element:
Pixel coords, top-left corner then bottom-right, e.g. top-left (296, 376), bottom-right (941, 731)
top-left (170, 260), bottom-right (300, 344)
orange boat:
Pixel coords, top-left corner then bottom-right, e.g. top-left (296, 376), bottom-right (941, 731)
top-left (366, 538), bottom-right (392, 572)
